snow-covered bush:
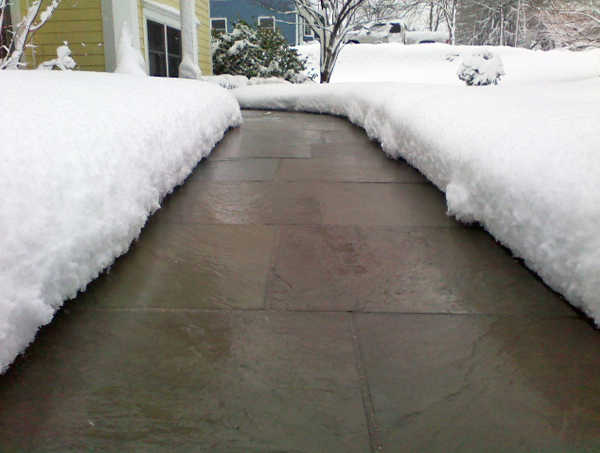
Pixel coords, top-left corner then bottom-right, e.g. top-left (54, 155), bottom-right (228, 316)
top-left (457, 49), bottom-right (505, 86)
top-left (212, 21), bottom-right (310, 82)
top-left (37, 42), bottom-right (76, 70)
top-left (201, 74), bottom-right (249, 89)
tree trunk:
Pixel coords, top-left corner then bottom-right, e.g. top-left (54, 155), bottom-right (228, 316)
top-left (451, 0), bottom-right (457, 45)
top-left (514, 0), bottom-right (522, 47)
top-left (320, 40), bottom-right (333, 83)
top-left (500, 7), bottom-right (505, 46)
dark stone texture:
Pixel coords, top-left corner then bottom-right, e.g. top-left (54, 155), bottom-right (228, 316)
top-left (1, 110), bottom-right (596, 452)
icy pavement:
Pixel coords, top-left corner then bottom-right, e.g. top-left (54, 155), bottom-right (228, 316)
top-left (1, 111), bottom-right (600, 451)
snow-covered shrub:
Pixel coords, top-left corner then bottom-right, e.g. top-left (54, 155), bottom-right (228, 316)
top-left (200, 74), bottom-right (249, 89)
top-left (212, 21), bottom-right (310, 82)
top-left (37, 42), bottom-right (76, 70)
top-left (248, 76), bottom-right (291, 85)
top-left (457, 49), bottom-right (505, 86)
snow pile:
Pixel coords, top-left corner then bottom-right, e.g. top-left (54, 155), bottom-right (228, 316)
top-left (114, 23), bottom-right (147, 76)
top-left (202, 74), bottom-right (250, 89)
top-left (201, 74), bottom-right (303, 89)
top-left (248, 76), bottom-right (292, 85)
top-left (296, 42), bottom-right (600, 84)
top-left (457, 48), bottom-right (505, 85)
top-left (0, 71), bottom-right (241, 372)
top-left (404, 30), bottom-right (449, 45)
top-left (234, 50), bottom-right (600, 323)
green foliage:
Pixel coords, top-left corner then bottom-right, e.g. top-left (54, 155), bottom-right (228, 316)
top-left (212, 21), bottom-right (310, 82)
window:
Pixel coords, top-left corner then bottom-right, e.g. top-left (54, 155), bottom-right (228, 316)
top-left (211, 18), bottom-right (227, 33)
top-left (389, 23), bottom-right (402, 34)
top-left (257, 16), bottom-right (275, 31)
top-left (147, 19), bottom-right (182, 78)
top-left (303, 22), bottom-right (314, 38)
top-left (1, 6), bottom-right (12, 60)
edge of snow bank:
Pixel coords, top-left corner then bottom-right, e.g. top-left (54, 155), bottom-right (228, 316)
top-left (1, 71), bottom-right (242, 373)
top-left (233, 80), bottom-right (600, 323)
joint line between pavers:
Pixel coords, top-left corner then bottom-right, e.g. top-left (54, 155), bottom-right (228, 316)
top-left (350, 314), bottom-right (383, 452)
top-left (264, 225), bottom-right (283, 311)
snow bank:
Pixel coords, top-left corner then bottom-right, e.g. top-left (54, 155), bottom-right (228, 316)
top-left (201, 74), bottom-right (295, 89)
top-left (234, 77), bottom-right (600, 323)
top-left (297, 42), bottom-right (600, 84)
top-left (0, 71), bottom-right (241, 372)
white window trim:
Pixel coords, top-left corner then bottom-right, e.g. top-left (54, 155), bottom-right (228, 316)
top-left (211, 17), bottom-right (228, 33)
top-left (142, 0), bottom-right (200, 74)
top-left (257, 16), bottom-right (276, 31)
top-left (144, 0), bottom-right (182, 30)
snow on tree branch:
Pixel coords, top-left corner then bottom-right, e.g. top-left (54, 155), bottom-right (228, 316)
top-left (296, 0), bottom-right (366, 82)
top-left (535, 0), bottom-right (600, 49)
top-left (1, 0), bottom-right (63, 70)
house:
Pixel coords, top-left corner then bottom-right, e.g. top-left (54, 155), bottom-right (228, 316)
top-left (210, 0), bottom-right (311, 46)
top-left (1, 0), bottom-right (212, 75)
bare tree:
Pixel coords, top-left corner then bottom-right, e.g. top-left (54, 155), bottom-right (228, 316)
top-left (296, 0), bottom-right (368, 82)
top-left (1, 0), bottom-right (62, 69)
top-left (429, 0), bottom-right (459, 43)
top-left (254, 0), bottom-right (411, 82)
top-left (535, 0), bottom-right (600, 49)
top-left (393, 0), bottom-right (459, 43)
top-left (456, 0), bottom-right (536, 46)
top-left (355, 0), bottom-right (406, 22)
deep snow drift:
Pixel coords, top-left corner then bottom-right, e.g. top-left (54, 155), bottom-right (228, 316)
top-left (0, 71), bottom-right (241, 372)
top-left (235, 43), bottom-right (600, 324)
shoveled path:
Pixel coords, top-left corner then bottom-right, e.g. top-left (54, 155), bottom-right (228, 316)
top-left (2, 110), bottom-right (600, 451)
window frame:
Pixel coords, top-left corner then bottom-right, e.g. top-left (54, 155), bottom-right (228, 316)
top-left (211, 18), bottom-right (227, 33)
top-left (146, 19), bottom-right (183, 78)
top-left (1, 5), bottom-right (12, 60)
top-left (257, 16), bottom-right (276, 31)
top-left (1, 1), bottom-right (22, 61)
top-left (142, 0), bottom-right (199, 75)
top-left (303, 22), bottom-right (314, 38)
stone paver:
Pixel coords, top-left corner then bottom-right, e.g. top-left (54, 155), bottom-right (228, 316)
top-left (356, 314), bottom-right (600, 452)
top-left (269, 225), bottom-right (575, 315)
top-left (1, 110), bottom-right (599, 452)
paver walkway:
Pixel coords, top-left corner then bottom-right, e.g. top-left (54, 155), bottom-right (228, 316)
top-left (2, 110), bottom-right (600, 452)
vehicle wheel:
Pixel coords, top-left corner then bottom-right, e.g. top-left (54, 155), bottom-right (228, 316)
top-left (346, 40), bottom-right (359, 44)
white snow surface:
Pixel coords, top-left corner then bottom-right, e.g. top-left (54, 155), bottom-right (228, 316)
top-left (235, 43), bottom-right (600, 323)
top-left (0, 70), bottom-right (241, 372)
top-left (297, 42), bottom-right (600, 84)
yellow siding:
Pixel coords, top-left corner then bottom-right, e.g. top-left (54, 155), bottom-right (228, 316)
top-left (138, 0), bottom-right (145, 53)
top-left (197, 0), bottom-right (212, 74)
top-left (23, 0), bottom-right (105, 72)
top-left (19, 0), bottom-right (211, 74)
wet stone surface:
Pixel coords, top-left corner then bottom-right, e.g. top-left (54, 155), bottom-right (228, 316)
top-left (0, 310), bottom-right (369, 452)
top-left (1, 110), bottom-right (598, 451)
top-left (356, 314), bottom-right (600, 452)
top-left (269, 226), bottom-right (576, 316)
top-left (150, 181), bottom-right (323, 225)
